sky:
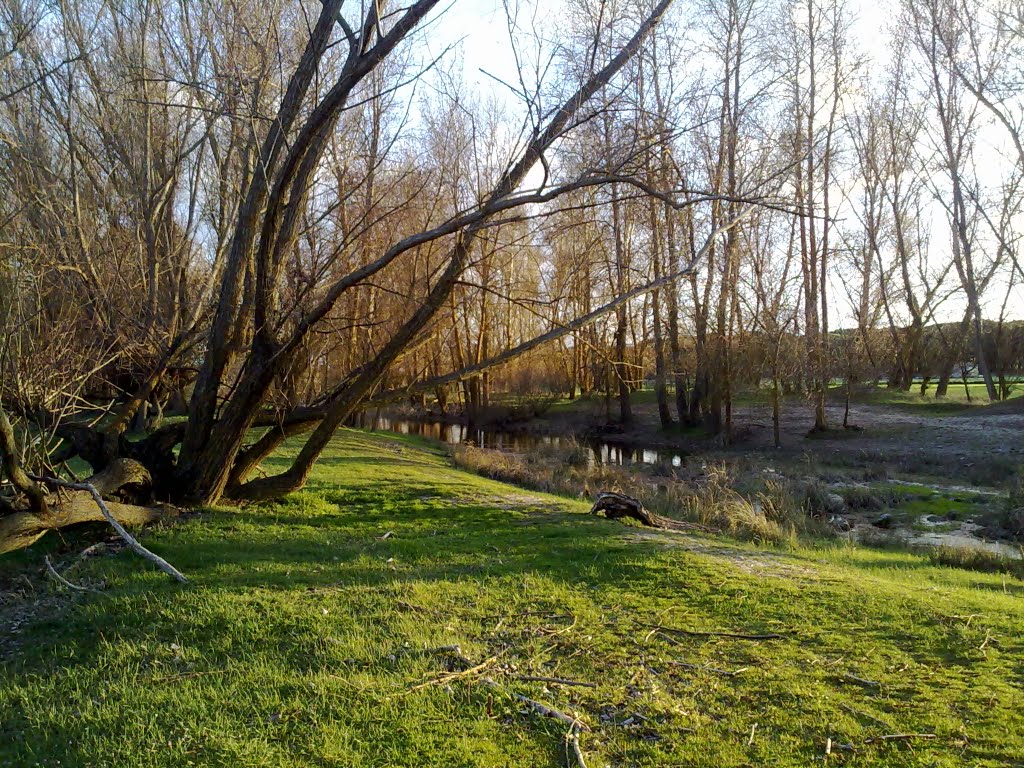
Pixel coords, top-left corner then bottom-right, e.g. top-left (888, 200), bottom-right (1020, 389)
top-left (415, 0), bottom-right (1023, 328)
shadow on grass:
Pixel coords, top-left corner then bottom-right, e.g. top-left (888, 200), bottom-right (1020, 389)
top-left (1, 490), bottom-right (688, 766)
top-left (3, 444), bottom-right (1023, 767)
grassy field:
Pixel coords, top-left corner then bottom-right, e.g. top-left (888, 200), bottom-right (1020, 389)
top-left (833, 381), bottom-right (1023, 414)
top-left (2, 431), bottom-right (1023, 767)
top-left (542, 379), bottom-right (1022, 419)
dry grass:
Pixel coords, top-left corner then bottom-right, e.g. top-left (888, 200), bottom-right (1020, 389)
top-left (1001, 467), bottom-right (1024, 537)
top-left (925, 544), bottom-right (1024, 580)
top-left (451, 443), bottom-right (832, 546)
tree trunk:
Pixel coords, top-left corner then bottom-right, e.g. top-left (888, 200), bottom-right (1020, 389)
top-left (0, 458), bottom-right (172, 554)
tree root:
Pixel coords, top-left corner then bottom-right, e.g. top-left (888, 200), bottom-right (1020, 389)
top-left (589, 491), bottom-right (716, 533)
top-left (0, 459), bottom-right (179, 558)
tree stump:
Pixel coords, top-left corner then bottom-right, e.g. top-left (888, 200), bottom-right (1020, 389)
top-left (589, 492), bottom-right (660, 527)
top-left (589, 491), bottom-right (716, 533)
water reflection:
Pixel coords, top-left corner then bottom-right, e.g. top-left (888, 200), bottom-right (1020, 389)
top-left (352, 413), bottom-right (684, 468)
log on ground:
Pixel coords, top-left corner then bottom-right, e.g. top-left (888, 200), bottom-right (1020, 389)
top-left (589, 491), bottom-right (715, 533)
top-left (0, 459), bottom-right (174, 555)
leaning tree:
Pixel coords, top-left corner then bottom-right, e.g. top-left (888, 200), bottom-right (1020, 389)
top-left (1, 0), bottom-right (787, 553)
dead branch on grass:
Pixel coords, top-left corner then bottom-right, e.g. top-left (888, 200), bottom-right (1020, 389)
top-left (33, 473), bottom-right (187, 583)
top-left (407, 652), bottom-right (503, 692)
top-left (567, 722), bottom-right (588, 767)
top-left (44, 555), bottom-right (103, 595)
top-left (839, 672), bottom-right (880, 687)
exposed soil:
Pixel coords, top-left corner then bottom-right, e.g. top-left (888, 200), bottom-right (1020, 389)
top-left (520, 398), bottom-right (1024, 490)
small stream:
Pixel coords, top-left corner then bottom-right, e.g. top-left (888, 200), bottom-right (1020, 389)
top-left (905, 521), bottom-right (1023, 559)
top-left (354, 413), bottom-right (686, 468)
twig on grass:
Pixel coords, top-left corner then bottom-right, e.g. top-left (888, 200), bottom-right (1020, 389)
top-left (839, 673), bottom-right (880, 688)
top-left (839, 671), bottom-right (880, 692)
top-left (485, 676), bottom-right (593, 738)
top-left (510, 687), bottom-right (590, 730)
top-left (864, 733), bottom-right (936, 744)
top-left (507, 688), bottom-right (590, 768)
top-left (566, 722), bottom-right (588, 767)
top-left (427, 654), bottom-right (594, 766)
top-left (34, 474), bottom-right (187, 583)
top-left (44, 555), bottom-right (103, 595)
top-left (407, 652), bottom-right (502, 692)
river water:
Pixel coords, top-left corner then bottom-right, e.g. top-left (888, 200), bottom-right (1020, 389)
top-left (353, 413), bottom-right (685, 468)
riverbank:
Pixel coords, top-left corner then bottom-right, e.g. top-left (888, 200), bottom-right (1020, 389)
top-left (2, 430), bottom-right (1022, 766)
top-left (376, 389), bottom-right (1024, 553)
top-left (384, 387), bottom-right (1024, 486)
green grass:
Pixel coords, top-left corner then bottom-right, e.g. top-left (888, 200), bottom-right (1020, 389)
top-left (832, 381), bottom-right (1023, 414)
top-left (2, 430), bottom-right (1024, 766)
top-left (541, 379), bottom-right (1022, 420)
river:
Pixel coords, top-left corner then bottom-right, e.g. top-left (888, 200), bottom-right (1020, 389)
top-left (353, 413), bottom-right (685, 468)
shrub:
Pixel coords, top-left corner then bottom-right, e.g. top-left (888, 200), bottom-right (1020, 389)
top-left (838, 485), bottom-right (885, 510)
top-left (801, 481), bottom-right (838, 516)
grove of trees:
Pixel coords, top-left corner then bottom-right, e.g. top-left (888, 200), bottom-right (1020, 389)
top-left (1, 0), bottom-right (1022, 551)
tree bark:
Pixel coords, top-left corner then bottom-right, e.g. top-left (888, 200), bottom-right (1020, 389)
top-left (0, 458), bottom-right (171, 554)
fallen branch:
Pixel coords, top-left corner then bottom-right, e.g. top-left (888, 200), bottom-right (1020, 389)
top-left (508, 688), bottom-right (591, 731)
top-left (407, 652), bottom-right (501, 692)
top-left (437, 660), bottom-right (595, 767)
top-left (482, 676), bottom-right (591, 727)
top-left (512, 687), bottom-right (592, 767)
top-left (33, 472), bottom-right (187, 583)
top-left (44, 555), bottom-right (103, 595)
top-left (567, 722), bottom-right (588, 768)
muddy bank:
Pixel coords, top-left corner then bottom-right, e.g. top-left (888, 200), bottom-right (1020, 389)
top-left (382, 395), bottom-right (1024, 489)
